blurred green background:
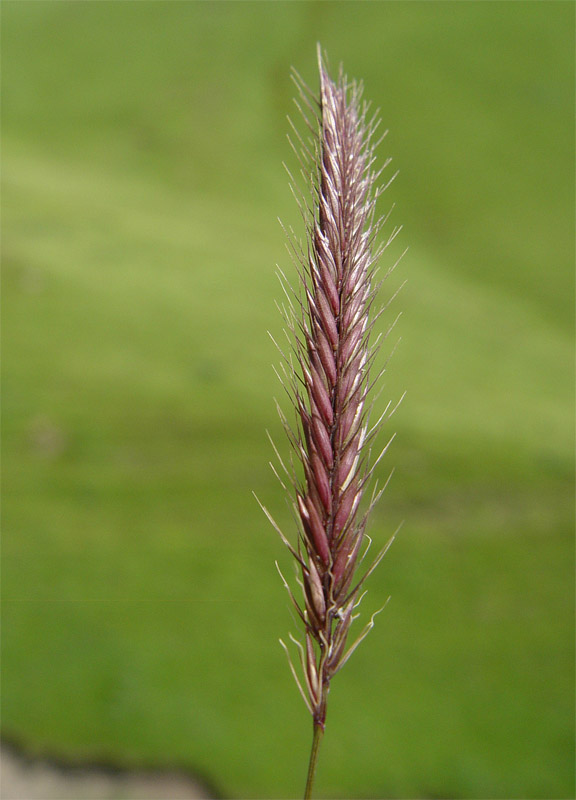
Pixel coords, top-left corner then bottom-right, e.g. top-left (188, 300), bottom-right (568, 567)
top-left (2, 2), bottom-right (574, 798)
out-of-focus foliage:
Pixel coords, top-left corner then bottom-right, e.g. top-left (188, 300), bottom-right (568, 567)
top-left (2, 2), bottom-right (573, 798)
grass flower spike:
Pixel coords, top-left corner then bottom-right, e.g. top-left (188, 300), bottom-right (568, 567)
top-left (261, 46), bottom-right (403, 797)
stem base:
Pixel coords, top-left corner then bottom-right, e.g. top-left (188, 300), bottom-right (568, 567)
top-left (304, 721), bottom-right (324, 800)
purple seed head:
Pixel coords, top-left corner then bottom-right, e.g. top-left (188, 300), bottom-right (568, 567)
top-left (268, 46), bottom-right (402, 730)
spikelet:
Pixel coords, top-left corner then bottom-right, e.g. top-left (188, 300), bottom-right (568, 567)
top-left (264, 46), bottom-right (403, 734)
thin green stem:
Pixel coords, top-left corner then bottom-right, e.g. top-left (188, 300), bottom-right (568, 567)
top-left (304, 721), bottom-right (324, 800)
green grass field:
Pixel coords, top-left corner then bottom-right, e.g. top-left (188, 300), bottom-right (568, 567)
top-left (2, 2), bottom-right (574, 798)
